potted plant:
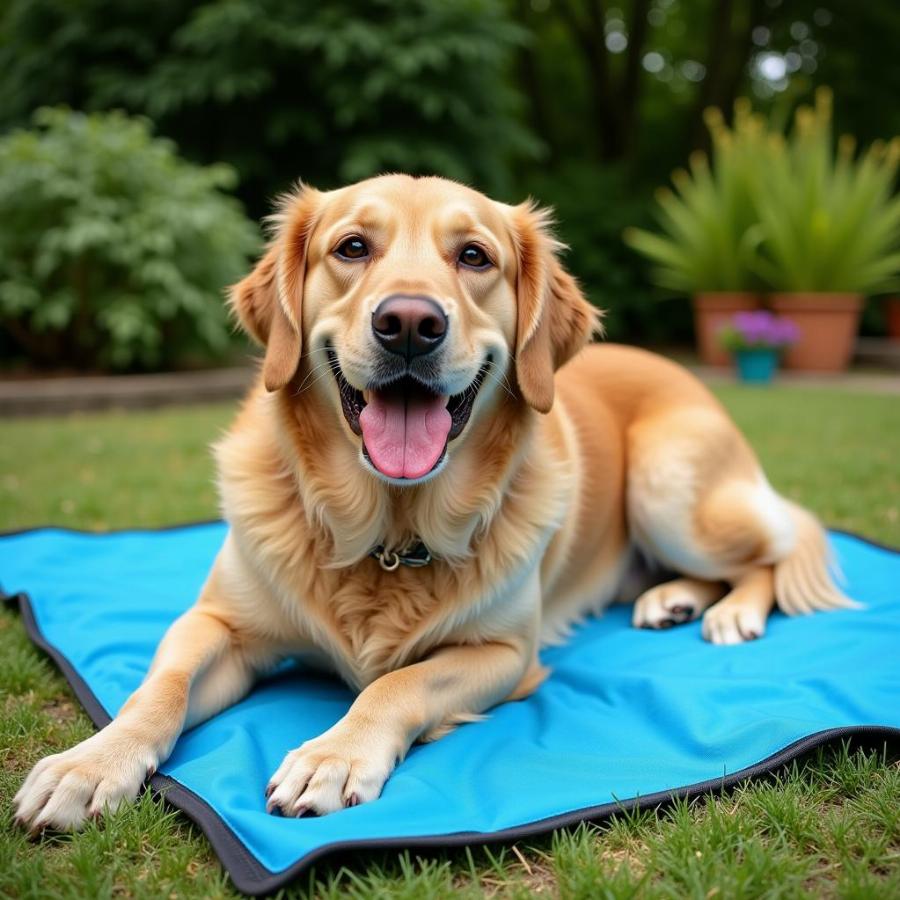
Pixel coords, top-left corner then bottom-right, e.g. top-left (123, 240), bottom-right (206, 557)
top-left (887, 297), bottom-right (900, 342)
top-left (624, 100), bottom-right (765, 367)
top-left (718, 311), bottom-right (799, 384)
top-left (752, 89), bottom-right (900, 371)
top-left (628, 90), bottom-right (900, 370)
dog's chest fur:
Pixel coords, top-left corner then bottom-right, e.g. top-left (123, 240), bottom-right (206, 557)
top-left (301, 565), bottom-right (462, 685)
top-left (216, 389), bottom-right (568, 688)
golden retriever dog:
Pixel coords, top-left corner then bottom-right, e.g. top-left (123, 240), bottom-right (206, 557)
top-left (15, 174), bottom-right (853, 831)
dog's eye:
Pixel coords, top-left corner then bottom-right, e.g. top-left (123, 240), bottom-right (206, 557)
top-left (335, 237), bottom-right (369, 261)
top-left (459, 244), bottom-right (491, 269)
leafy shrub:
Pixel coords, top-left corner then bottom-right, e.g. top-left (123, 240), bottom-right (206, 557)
top-left (0, 108), bottom-right (260, 370)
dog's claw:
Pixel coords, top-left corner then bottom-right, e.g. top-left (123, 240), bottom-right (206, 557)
top-left (345, 792), bottom-right (359, 808)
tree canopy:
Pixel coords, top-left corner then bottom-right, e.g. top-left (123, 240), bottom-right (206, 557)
top-left (1, 0), bottom-right (897, 353)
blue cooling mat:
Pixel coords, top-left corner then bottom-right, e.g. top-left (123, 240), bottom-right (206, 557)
top-left (2, 523), bottom-right (899, 894)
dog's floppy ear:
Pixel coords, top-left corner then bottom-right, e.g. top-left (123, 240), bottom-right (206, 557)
top-left (512, 201), bottom-right (602, 413)
top-left (229, 185), bottom-right (321, 392)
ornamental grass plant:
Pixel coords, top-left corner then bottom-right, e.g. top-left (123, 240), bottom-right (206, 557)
top-left (750, 88), bottom-right (900, 294)
top-left (625, 89), bottom-right (900, 298)
top-left (623, 98), bottom-right (767, 293)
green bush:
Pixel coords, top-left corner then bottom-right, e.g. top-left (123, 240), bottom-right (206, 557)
top-left (0, 108), bottom-right (260, 370)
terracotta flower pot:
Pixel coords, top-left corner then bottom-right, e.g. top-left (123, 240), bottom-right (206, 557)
top-left (692, 292), bottom-right (760, 367)
top-left (767, 293), bottom-right (864, 372)
top-left (886, 297), bottom-right (900, 343)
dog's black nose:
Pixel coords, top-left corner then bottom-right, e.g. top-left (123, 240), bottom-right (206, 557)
top-left (372, 295), bottom-right (448, 359)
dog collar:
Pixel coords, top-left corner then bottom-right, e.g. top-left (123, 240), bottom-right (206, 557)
top-left (370, 541), bottom-right (433, 571)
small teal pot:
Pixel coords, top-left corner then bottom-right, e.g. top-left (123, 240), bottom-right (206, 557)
top-left (734, 348), bottom-right (779, 384)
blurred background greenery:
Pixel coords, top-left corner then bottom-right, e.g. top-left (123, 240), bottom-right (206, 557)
top-left (1, 0), bottom-right (899, 371)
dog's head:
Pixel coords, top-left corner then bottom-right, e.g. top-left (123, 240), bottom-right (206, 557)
top-left (230, 175), bottom-right (600, 484)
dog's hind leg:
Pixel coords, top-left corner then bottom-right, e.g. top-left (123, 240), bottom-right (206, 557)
top-left (628, 405), bottom-right (853, 645)
top-left (692, 480), bottom-right (855, 642)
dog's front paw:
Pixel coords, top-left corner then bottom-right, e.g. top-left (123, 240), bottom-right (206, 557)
top-left (266, 720), bottom-right (398, 817)
top-left (14, 728), bottom-right (158, 834)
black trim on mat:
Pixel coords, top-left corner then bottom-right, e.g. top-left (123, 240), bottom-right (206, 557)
top-left (3, 524), bottom-right (900, 896)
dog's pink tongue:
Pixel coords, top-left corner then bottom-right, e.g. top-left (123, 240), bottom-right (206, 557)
top-left (359, 391), bottom-right (451, 480)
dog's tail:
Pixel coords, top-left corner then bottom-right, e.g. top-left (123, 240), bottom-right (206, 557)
top-left (773, 500), bottom-right (859, 615)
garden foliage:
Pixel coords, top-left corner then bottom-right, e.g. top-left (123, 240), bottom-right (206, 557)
top-left (2, 1), bottom-right (900, 367)
top-left (0, 0), bottom-right (536, 204)
top-left (0, 109), bottom-right (259, 369)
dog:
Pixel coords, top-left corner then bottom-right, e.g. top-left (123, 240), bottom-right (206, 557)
top-left (15, 174), bottom-right (853, 831)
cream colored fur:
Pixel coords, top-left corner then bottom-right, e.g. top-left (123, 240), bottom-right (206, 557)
top-left (15, 175), bottom-right (853, 832)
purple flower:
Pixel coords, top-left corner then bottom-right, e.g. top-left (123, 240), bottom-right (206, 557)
top-left (718, 311), bottom-right (799, 351)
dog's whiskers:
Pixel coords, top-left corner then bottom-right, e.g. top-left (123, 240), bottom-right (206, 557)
top-left (294, 366), bottom-right (330, 396)
top-left (485, 366), bottom-right (516, 401)
top-left (297, 368), bottom-right (339, 397)
top-left (295, 360), bottom-right (337, 395)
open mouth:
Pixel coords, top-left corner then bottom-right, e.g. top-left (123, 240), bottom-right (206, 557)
top-left (327, 349), bottom-right (489, 481)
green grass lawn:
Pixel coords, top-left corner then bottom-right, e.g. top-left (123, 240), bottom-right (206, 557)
top-left (1, 385), bottom-right (898, 898)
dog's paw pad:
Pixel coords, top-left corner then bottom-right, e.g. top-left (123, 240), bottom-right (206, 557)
top-left (633, 585), bottom-right (701, 630)
top-left (669, 604), bottom-right (695, 619)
